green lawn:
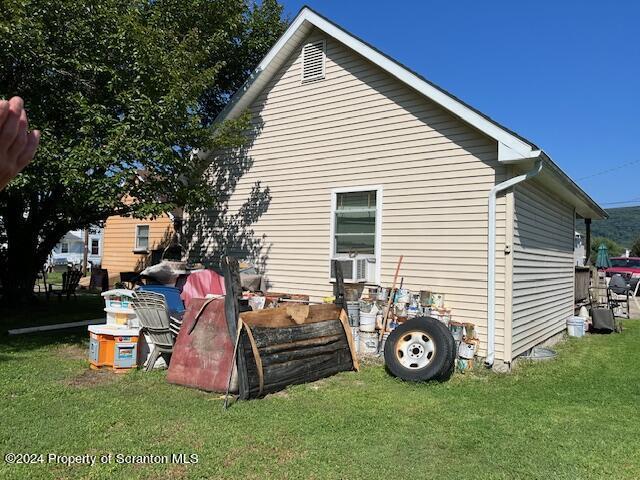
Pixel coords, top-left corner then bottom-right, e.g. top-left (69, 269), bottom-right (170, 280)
top-left (1, 306), bottom-right (639, 479)
top-left (1, 294), bottom-right (104, 331)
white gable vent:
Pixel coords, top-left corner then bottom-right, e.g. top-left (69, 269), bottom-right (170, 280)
top-left (301, 40), bottom-right (325, 83)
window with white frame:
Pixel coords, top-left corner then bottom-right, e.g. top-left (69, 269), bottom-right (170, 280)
top-left (135, 225), bottom-right (149, 251)
top-left (331, 187), bottom-right (382, 283)
top-left (91, 239), bottom-right (99, 255)
top-left (60, 242), bottom-right (69, 254)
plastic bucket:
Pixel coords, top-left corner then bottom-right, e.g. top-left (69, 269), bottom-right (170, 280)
top-left (567, 317), bottom-right (585, 337)
top-left (359, 332), bottom-right (379, 355)
top-left (359, 312), bottom-right (377, 332)
top-left (395, 288), bottom-right (410, 303)
top-left (346, 301), bottom-right (360, 327)
top-left (351, 327), bottom-right (360, 353)
top-left (449, 322), bottom-right (464, 342)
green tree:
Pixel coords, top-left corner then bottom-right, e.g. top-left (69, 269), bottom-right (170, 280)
top-left (0, 0), bottom-right (286, 302)
top-left (590, 236), bottom-right (624, 262)
top-left (631, 237), bottom-right (640, 257)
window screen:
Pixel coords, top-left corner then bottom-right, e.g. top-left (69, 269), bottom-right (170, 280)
top-left (334, 191), bottom-right (376, 255)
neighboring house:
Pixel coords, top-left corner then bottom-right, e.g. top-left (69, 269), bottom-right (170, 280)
top-left (196, 7), bottom-right (606, 366)
top-left (51, 228), bottom-right (103, 268)
top-left (574, 231), bottom-right (586, 266)
top-left (101, 212), bottom-right (174, 284)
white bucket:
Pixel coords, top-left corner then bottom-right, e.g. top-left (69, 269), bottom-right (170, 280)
top-left (359, 332), bottom-right (379, 355)
top-left (567, 317), bottom-right (586, 337)
top-left (359, 312), bottom-right (377, 332)
top-left (578, 306), bottom-right (589, 319)
top-left (458, 341), bottom-right (476, 360)
top-left (351, 327), bottom-right (360, 353)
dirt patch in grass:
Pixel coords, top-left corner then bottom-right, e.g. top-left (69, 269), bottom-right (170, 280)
top-left (223, 440), bottom-right (302, 468)
top-left (358, 354), bottom-right (384, 367)
top-left (149, 464), bottom-right (189, 480)
top-left (55, 343), bottom-right (87, 361)
top-left (267, 389), bottom-right (291, 399)
top-left (63, 368), bottom-right (119, 388)
top-left (307, 379), bottom-right (328, 390)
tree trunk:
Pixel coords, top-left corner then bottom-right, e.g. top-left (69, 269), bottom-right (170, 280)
top-left (0, 194), bottom-right (69, 306)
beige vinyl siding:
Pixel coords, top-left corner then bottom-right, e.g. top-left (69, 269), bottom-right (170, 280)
top-left (197, 29), bottom-right (509, 360)
top-left (511, 181), bottom-right (575, 357)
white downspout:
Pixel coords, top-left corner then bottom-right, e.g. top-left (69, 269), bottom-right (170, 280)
top-left (486, 157), bottom-right (543, 367)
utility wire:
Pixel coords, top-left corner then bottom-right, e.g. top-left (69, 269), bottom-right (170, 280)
top-left (578, 159), bottom-right (640, 181)
top-left (600, 198), bottom-right (640, 206)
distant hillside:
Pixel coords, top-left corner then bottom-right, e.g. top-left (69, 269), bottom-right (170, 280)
top-left (581, 206), bottom-right (640, 248)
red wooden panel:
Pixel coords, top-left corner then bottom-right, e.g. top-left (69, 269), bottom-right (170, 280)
top-left (167, 298), bottom-right (235, 392)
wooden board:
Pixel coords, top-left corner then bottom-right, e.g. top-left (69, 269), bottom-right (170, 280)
top-left (240, 303), bottom-right (342, 328)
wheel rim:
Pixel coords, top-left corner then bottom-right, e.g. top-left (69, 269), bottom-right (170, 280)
top-left (395, 330), bottom-right (435, 369)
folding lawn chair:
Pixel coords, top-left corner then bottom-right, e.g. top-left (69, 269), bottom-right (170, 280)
top-left (607, 274), bottom-right (631, 319)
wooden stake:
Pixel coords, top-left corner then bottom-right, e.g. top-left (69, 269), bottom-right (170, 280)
top-left (378, 255), bottom-right (403, 351)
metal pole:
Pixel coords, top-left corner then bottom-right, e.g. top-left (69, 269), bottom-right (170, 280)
top-left (585, 218), bottom-right (592, 265)
top-left (82, 228), bottom-right (89, 275)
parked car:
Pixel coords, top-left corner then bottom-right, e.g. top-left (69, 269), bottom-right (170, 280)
top-left (606, 257), bottom-right (640, 292)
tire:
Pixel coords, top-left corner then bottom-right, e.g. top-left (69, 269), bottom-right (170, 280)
top-left (384, 316), bottom-right (455, 382)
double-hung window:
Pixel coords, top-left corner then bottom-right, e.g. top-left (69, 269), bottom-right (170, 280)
top-left (135, 225), bottom-right (150, 252)
top-left (331, 187), bottom-right (382, 283)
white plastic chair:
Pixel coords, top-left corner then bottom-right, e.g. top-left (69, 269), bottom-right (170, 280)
top-left (131, 291), bottom-right (176, 371)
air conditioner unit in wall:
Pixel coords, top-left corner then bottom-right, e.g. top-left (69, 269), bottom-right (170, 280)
top-left (330, 257), bottom-right (369, 283)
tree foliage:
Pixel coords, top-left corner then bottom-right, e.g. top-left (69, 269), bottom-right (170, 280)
top-left (590, 236), bottom-right (624, 261)
top-left (582, 206), bottom-right (640, 248)
top-left (631, 237), bottom-right (640, 257)
top-left (0, 0), bottom-right (286, 301)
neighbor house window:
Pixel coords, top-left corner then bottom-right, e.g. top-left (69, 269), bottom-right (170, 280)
top-left (91, 239), bottom-right (99, 256)
top-left (61, 242), bottom-right (69, 254)
top-left (331, 187), bottom-right (382, 283)
top-left (135, 225), bottom-right (149, 251)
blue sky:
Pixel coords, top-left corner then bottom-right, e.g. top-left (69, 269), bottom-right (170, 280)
top-left (279, 0), bottom-right (640, 209)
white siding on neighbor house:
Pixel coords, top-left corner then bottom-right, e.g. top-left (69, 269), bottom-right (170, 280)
top-left (511, 180), bottom-right (575, 358)
top-left (198, 29), bottom-right (510, 359)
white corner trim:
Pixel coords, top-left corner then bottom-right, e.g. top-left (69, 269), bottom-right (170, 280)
top-left (486, 159), bottom-right (543, 366)
top-left (329, 185), bottom-right (383, 284)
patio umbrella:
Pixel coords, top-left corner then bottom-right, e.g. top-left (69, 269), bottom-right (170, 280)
top-left (595, 243), bottom-right (612, 269)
